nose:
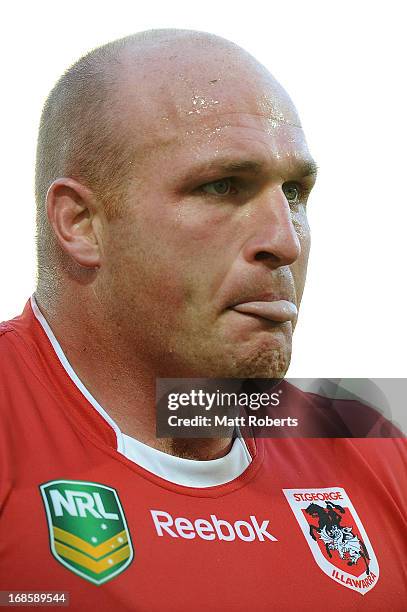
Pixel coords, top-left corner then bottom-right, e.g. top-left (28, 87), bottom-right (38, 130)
top-left (242, 188), bottom-right (302, 268)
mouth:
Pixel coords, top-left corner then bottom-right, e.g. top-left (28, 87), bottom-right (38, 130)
top-left (230, 298), bottom-right (297, 323)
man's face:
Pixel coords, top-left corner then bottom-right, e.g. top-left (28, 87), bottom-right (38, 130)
top-left (101, 55), bottom-right (316, 378)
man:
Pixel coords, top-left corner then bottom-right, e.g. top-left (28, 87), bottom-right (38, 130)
top-left (0, 30), bottom-right (405, 610)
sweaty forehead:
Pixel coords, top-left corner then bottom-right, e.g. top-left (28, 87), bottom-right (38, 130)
top-left (113, 38), bottom-right (301, 148)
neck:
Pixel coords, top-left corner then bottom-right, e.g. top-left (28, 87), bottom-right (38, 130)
top-left (34, 290), bottom-right (232, 461)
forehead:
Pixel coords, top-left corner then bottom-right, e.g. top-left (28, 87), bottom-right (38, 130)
top-left (116, 44), bottom-right (310, 172)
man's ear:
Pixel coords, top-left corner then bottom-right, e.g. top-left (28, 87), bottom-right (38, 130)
top-left (46, 178), bottom-right (103, 269)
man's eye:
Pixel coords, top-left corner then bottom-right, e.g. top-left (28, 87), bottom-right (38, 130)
top-left (201, 178), bottom-right (233, 196)
top-left (282, 182), bottom-right (301, 204)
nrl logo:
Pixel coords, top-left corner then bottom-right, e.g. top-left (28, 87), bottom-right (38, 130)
top-left (40, 480), bottom-right (134, 585)
top-left (283, 487), bottom-right (379, 595)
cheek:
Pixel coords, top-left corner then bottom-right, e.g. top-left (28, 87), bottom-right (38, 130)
top-left (106, 193), bottom-right (236, 310)
top-left (291, 213), bottom-right (310, 299)
top-left (104, 217), bottom-right (183, 303)
top-left (173, 198), bottom-right (232, 245)
top-left (293, 209), bottom-right (311, 257)
top-left (107, 219), bottom-right (217, 320)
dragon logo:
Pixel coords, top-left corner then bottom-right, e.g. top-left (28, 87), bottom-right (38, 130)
top-left (305, 501), bottom-right (370, 575)
top-left (283, 488), bottom-right (379, 595)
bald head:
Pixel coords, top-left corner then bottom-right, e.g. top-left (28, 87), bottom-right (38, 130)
top-left (35, 29), bottom-right (299, 292)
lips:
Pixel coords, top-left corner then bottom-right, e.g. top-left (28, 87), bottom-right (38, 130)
top-left (232, 300), bottom-right (297, 323)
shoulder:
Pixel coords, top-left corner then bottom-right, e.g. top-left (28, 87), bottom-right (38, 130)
top-left (0, 315), bottom-right (29, 359)
top-left (0, 319), bottom-right (23, 368)
top-left (0, 319), bottom-right (15, 338)
top-left (284, 380), bottom-right (404, 438)
top-left (0, 303), bottom-right (40, 398)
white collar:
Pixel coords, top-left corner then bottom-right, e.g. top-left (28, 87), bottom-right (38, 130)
top-left (122, 433), bottom-right (251, 487)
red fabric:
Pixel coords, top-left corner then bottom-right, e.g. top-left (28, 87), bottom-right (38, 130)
top-left (0, 302), bottom-right (406, 611)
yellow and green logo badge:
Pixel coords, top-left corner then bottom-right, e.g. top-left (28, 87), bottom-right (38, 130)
top-left (40, 480), bottom-right (134, 585)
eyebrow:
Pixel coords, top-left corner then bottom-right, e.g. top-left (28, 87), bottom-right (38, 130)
top-left (185, 157), bottom-right (318, 180)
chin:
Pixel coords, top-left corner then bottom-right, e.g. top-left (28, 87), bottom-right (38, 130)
top-left (168, 325), bottom-right (292, 378)
top-left (231, 347), bottom-right (291, 378)
top-left (187, 345), bottom-right (291, 379)
top-left (227, 327), bottom-right (292, 378)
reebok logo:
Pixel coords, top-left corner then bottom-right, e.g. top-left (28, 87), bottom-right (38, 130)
top-left (150, 510), bottom-right (278, 542)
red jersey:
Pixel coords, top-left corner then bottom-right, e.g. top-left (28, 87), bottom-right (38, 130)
top-left (0, 300), bottom-right (406, 611)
